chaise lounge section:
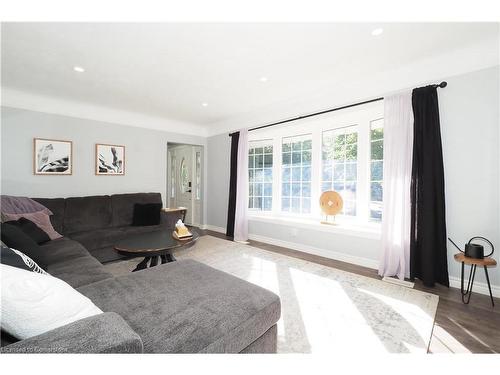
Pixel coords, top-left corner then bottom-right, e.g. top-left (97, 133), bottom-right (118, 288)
top-left (1, 193), bottom-right (281, 353)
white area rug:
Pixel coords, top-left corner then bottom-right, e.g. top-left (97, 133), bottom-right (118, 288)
top-left (104, 235), bottom-right (439, 353)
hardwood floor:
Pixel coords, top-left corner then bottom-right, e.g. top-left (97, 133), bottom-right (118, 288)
top-left (201, 230), bottom-right (500, 353)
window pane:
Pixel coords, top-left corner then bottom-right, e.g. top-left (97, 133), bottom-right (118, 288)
top-left (263, 183), bottom-right (272, 196)
top-left (281, 134), bottom-right (312, 214)
top-left (282, 167), bottom-right (291, 181)
top-left (292, 167), bottom-right (301, 181)
top-left (282, 183), bottom-right (290, 196)
top-left (282, 152), bottom-right (291, 165)
top-left (371, 161), bottom-right (383, 181)
top-left (291, 183), bottom-right (301, 197)
top-left (302, 166), bottom-right (311, 181)
top-left (248, 141), bottom-right (273, 211)
top-left (370, 182), bottom-right (383, 202)
top-left (302, 150), bottom-right (311, 165)
top-left (333, 164), bottom-right (345, 181)
top-left (255, 154), bottom-right (264, 168)
top-left (254, 169), bottom-right (263, 182)
top-left (264, 168), bottom-right (273, 182)
top-left (301, 183), bottom-right (311, 197)
top-left (371, 139), bottom-right (383, 160)
top-left (322, 163), bottom-right (332, 181)
top-left (321, 182), bottom-right (332, 192)
top-left (346, 163), bottom-right (357, 181)
top-left (322, 126), bottom-right (358, 216)
top-left (370, 119), bottom-right (384, 221)
top-left (264, 154), bottom-right (273, 167)
top-left (263, 197), bottom-right (272, 210)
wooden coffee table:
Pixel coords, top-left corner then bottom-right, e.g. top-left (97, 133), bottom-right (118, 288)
top-left (114, 229), bottom-right (199, 272)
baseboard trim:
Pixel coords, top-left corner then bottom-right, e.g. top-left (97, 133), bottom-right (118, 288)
top-left (203, 225), bottom-right (500, 298)
top-left (248, 233), bottom-right (380, 270)
top-left (201, 224), bottom-right (226, 233)
top-left (449, 276), bottom-right (500, 299)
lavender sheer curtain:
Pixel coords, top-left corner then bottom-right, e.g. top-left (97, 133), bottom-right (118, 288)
top-left (233, 129), bottom-right (249, 242)
top-left (378, 92), bottom-right (414, 280)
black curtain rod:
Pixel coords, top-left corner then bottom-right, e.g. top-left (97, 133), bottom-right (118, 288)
top-left (229, 81), bottom-right (447, 136)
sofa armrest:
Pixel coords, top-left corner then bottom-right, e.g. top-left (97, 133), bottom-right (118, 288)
top-left (160, 208), bottom-right (187, 227)
top-left (1, 312), bottom-right (143, 354)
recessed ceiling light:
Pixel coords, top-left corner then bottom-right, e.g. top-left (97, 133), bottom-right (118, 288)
top-left (259, 76), bottom-right (268, 82)
top-left (201, 102), bottom-right (208, 107)
top-left (371, 28), bottom-right (383, 36)
top-left (73, 66), bottom-right (85, 73)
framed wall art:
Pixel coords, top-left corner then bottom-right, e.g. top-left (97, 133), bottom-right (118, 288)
top-left (96, 143), bottom-right (125, 175)
top-left (33, 138), bottom-right (72, 175)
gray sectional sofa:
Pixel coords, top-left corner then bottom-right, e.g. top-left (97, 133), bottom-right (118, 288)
top-left (1, 193), bottom-right (281, 353)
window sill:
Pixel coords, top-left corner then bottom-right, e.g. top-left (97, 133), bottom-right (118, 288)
top-left (248, 214), bottom-right (382, 239)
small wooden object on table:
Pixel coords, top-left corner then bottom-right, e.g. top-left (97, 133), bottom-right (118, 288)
top-left (319, 191), bottom-right (343, 225)
top-left (454, 253), bottom-right (497, 307)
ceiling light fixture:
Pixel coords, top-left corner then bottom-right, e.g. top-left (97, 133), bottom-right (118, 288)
top-left (201, 102), bottom-right (208, 107)
top-left (259, 76), bottom-right (268, 82)
top-left (73, 66), bottom-right (85, 73)
top-left (371, 28), bottom-right (383, 36)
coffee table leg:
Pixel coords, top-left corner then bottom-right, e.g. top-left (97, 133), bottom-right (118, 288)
top-left (150, 256), bottom-right (159, 267)
top-left (160, 255), bottom-right (167, 264)
top-left (133, 257), bottom-right (150, 272)
top-left (165, 253), bottom-right (176, 262)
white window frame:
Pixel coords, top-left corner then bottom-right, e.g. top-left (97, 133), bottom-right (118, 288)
top-left (247, 100), bottom-right (383, 228)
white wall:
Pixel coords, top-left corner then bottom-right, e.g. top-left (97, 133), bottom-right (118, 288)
top-left (206, 66), bottom-right (500, 294)
top-left (1, 107), bottom-right (207, 209)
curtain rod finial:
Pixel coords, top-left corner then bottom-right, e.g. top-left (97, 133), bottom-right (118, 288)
top-left (439, 81), bottom-right (447, 88)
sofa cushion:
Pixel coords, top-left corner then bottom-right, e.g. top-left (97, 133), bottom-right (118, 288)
top-left (47, 256), bottom-right (113, 288)
top-left (39, 237), bottom-right (91, 264)
top-left (77, 259), bottom-right (281, 353)
top-left (111, 193), bottom-right (162, 228)
top-left (1, 264), bottom-right (103, 340)
top-left (1, 245), bottom-right (48, 274)
top-left (32, 198), bottom-right (66, 234)
top-left (63, 195), bottom-right (112, 234)
top-left (1, 223), bottom-right (49, 270)
top-left (69, 225), bottom-right (164, 252)
top-left (132, 203), bottom-right (162, 226)
top-left (4, 217), bottom-right (51, 244)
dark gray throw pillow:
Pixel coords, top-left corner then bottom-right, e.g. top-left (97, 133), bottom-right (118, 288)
top-left (0, 223), bottom-right (48, 270)
top-left (4, 217), bottom-right (51, 244)
top-left (132, 203), bottom-right (162, 226)
top-left (0, 245), bottom-right (48, 274)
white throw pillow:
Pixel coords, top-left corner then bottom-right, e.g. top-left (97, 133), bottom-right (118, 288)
top-left (0, 264), bottom-right (103, 340)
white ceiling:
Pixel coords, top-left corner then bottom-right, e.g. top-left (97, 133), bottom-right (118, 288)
top-left (1, 22), bottom-right (499, 134)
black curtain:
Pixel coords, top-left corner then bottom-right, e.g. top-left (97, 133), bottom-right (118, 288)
top-left (410, 86), bottom-right (449, 287)
top-left (226, 132), bottom-right (240, 237)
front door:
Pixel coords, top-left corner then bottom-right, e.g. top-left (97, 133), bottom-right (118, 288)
top-left (175, 146), bottom-right (193, 224)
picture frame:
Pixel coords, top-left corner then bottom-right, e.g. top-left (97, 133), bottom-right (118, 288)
top-left (33, 138), bottom-right (73, 175)
top-left (95, 143), bottom-right (125, 175)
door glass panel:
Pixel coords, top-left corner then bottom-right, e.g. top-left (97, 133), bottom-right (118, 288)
top-left (180, 157), bottom-right (189, 193)
top-left (195, 151), bottom-right (201, 200)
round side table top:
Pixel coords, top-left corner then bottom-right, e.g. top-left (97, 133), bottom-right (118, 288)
top-left (454, 253), bottom-right (497, 266)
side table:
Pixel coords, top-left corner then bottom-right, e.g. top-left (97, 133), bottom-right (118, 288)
top-left (454, 253), bottom-right (497, 307)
